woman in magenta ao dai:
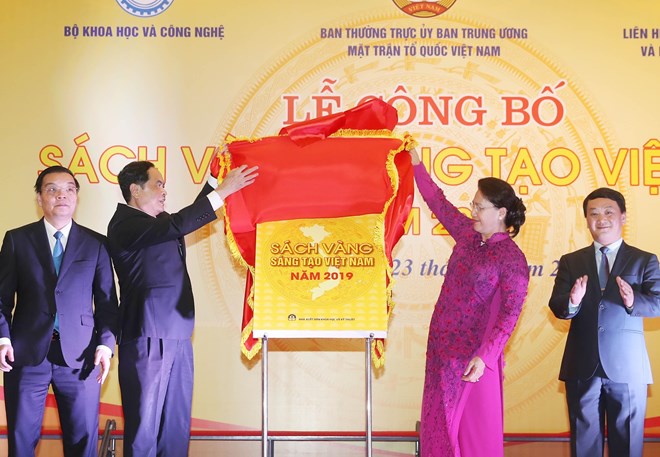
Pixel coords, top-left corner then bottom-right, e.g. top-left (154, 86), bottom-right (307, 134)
top-left (412, 149), bottom-right (529, 457)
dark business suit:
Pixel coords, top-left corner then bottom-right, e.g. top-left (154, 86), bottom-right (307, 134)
top-left (0, 220), bottom-right (118, 457)
top-left (107, 184), bottom-right (216, 457)
top-left (549, 241), bottom-right (660, 457)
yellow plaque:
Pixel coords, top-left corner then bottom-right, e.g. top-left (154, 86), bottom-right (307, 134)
top-left (253, 214), bottom-right (388, 338)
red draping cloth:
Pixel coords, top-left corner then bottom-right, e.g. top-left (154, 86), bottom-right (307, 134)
top-left (278, 97), bottom-right (399, 147)
top-left (221, 99), bottom-right (414, 365)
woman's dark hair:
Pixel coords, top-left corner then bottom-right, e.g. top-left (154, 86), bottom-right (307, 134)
top-left (477, 177), bottom-right (526, 238)
top-left (582, 187), bottom-right (626, 217)
top-left (118, 161), bottom-right (154, 203)
top-left (34, 165), bottom-right (80, 193)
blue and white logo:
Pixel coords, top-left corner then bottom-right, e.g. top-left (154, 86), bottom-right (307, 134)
top-left (115, 0), bottom-right (175, 17)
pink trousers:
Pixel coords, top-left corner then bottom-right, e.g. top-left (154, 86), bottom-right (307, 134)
top-left (453, 358), bottom-right (504, 457)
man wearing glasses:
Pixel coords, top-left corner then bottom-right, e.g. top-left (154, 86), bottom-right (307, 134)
top-left (0, 165), bottom-right (118, 457)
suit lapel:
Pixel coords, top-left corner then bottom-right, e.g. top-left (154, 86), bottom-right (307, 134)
top-left (57, 221), bottom-right (82, 279)
top-left (582, 244), bottom-right (603, 297)
top-left (596, 241), bottom-right (630, 295)
top-left (609, 241), bottom-right (630, 280)
top-left (28, 219), bottom-right (58, 278)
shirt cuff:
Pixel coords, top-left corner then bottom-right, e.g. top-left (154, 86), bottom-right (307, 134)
top-left (0, 337), bottom-right (11, 346)
top-left (206, 191), bottom-right (224, 211)
top-left (568, 300), bottom-right (580, 314)
top-left (96, 345), bottom-right (113, 357)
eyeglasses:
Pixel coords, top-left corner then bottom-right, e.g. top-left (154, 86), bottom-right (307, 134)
top-left (42, 185), bottom-right (78, 196)
top-left (470, 201), bottom-right (495, 212)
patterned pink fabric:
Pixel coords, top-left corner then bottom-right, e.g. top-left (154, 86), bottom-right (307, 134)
top-left (414, 164), bottom-right (529, 457)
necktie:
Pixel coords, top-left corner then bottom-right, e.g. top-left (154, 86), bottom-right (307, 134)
top-left (53, 231), bottom-right (64, 275)
top-left (598, 246), bottom-right (610, 291)
top-left (52, 231), bottom-right (63, 333)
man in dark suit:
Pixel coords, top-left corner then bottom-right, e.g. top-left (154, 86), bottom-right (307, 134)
top-left (549, 187), bottom-right (660, 457)
top-left (107, 157), bottom-right (257, 457)
top-left (0, 165), bottom-right (118, 457)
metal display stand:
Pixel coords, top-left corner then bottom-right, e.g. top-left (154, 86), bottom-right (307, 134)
top-left (261, 333), bottom-right (376, 457)
top-left (262, 335), bottom-right (269, 457)
top-left (365, 334), bottom-right (374, 457)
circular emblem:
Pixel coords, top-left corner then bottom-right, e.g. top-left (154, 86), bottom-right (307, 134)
top-left (115, 0), bottom-right (174, 17)
top-left (392, 0), bottom-right (458, 18)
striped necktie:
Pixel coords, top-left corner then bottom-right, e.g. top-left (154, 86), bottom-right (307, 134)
top-left (53, 231), bottom-right (64, 275)
top-left (598, 246), bottom-right (610, 291)
top-left (52, 231), bottom-right (63, 333)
